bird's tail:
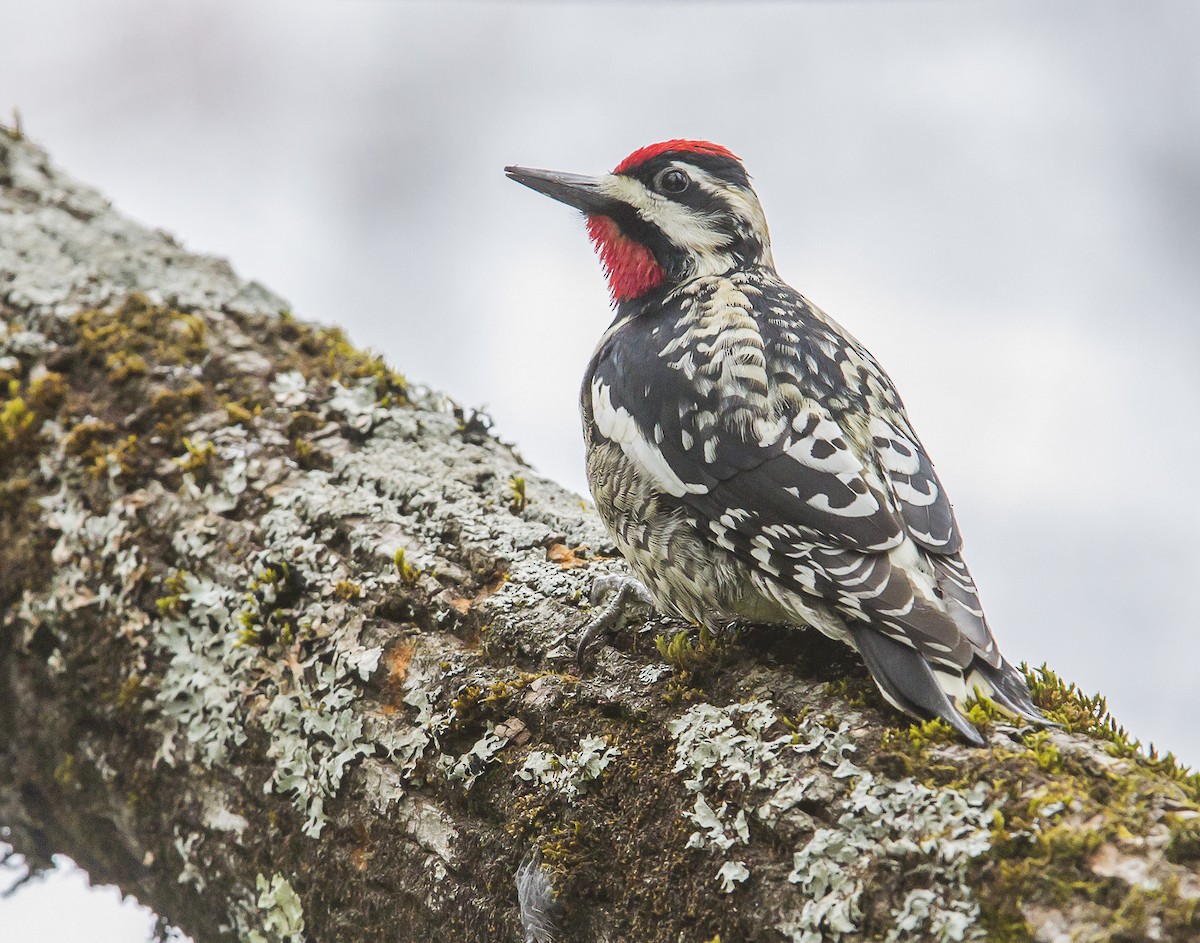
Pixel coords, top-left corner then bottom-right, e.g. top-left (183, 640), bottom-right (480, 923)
top-left (848, 625), bottom-right (1052, 746)
top-left (966, 657), bottom-right (1054, 727)
top-left (849, 624), bottom-right (986, 746)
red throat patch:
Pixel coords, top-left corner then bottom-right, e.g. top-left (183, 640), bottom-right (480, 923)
top-left (586, 215), bottom-right (665, 303)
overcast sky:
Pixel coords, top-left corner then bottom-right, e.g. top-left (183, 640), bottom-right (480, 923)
top-left (2, 1), bottom-right (1198, 939)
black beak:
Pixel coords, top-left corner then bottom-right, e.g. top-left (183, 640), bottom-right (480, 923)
top-left (505, 165), bottom-right (615, 214)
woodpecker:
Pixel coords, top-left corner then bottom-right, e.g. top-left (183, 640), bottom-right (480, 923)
top-left (506, 140), bottom-right (1047, 745)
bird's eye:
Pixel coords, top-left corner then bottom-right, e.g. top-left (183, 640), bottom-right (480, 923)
top-left (656, 168), bottom-right (690, 194)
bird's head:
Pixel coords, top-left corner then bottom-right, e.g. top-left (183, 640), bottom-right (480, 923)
top-left (506, 140), bottom-right (774, 304)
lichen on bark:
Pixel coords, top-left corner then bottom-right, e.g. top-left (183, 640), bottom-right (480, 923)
top-left (1, 126), bottom-right (1197, 942)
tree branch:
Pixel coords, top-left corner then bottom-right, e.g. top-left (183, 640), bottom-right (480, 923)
top-left (1, 127), bottom-right (1197, 942)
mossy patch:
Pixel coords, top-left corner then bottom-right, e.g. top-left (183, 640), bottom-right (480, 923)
top-left (1026, 664), bottom-right (1200, 801)
top-left (654, 623), bottom-right (722, 675)
top-left (507, 718), bottom-right (733, 943)
top-left (75, 295), bottom-right (208, 378)
top-left (0, 370), bottom-right (67, 606)
top-left (0, 371), bottom-right (66, 467)
top-left (1165, 814), bottom-right (1200, 865)
top-left (857, 666), bottom-right (1200, 941)
top-left (272, 316), bottom-right (408, 405)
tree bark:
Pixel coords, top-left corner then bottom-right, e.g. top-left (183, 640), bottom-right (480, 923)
top-left (1, 127), bottom-right (1197, 943)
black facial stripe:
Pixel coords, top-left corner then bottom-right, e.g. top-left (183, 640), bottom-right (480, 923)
top-left (620, 151), bottom-right (751, 192)
top-left (598, 201), bottom-right (691, 281)
top-left (669, 182), bottom-right (729, 215)
top-left (601, 150), bottom-right (763, 282)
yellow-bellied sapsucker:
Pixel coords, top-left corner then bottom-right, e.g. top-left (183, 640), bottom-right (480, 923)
top-left (506, 140), bottom-right (1046, 745)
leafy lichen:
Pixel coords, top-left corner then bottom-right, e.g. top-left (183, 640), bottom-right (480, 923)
top-left (244, 872), bottom-right (306, 943)
top-left (516, 735), bottom-right (619, 800)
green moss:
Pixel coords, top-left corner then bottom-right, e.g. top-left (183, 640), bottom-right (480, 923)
top-left (1165, 814), bottom-right (1200, 865)
top-left (907, 716), bottom-right (959, 751)
top-left (0, 372), bottom-right (69, 608)
top-left (57, 297), bottom-right (228, 487)
top-left (968, 741), bottom-right (1198, 938)
top-left (823, 674), bottom-right (872, 709)
top-left (1024, 664), bottom-right (1134, 744)
top-left (162, 570), bottom-right (188, 594)
top-left (24, 370), bottom-right (68, 415)
top-left (393, 548), bottom-right (421, 585)
top-left (655, 624), bottom-right (721, 674)
top-left (291, 436), bottom-right (330, 470)
top-left (62, 418), bottom-right (115, 455)
top-left (548, 721), bottom-right (728, 941)
top-left (447, 675), bottom-right (531, 732)
top-left (1108, 881), bottom-right (1198, 940)
top-left (0, 395), bottom-right (36, 454)
top-left (2, 109), bottom-right (23, 140)
top-left (114, 673), bottom-right (144, 709)
top-left (0, 371), bottom-right (66, 468)
top-left (333, 580), bottom-right (361, 601)
top-left (235, 563), bottom-right (305, 648)
top-left (104, 350), bottom-right (147, 383)
top-left (841, 666), bottom-right (1200, 939)
top-left (224, 399), bottom-right (257, 425)
top-left (155, 595), bottom-right (183, 616)
top-left (508, 475), bottom-right (528, 513)
top-left (1025, 664), bottom-right (1200, 800)
top-left (154, 571), bottom-right (189, 618)
top-left (977, 808), bottom-right (1114, 936)
top-left (62, 419), bottom-right (139, 480)
top-left (146, 381), bottom-right (206, 448)
top-left (1023, 729), bottom-right (1063, 773)
top-left (538, 819), bottom-right (590, 875)
top-left (74, 295), bottom-right (209, 376)
top-left (178, 436), bottom-right (215, 472)
top-left (53, 753), bottom-right (80, 790)
top-left (963, 692), bottom-right (1008, 730)
top-left (275, 318), bottom-right (407, 403)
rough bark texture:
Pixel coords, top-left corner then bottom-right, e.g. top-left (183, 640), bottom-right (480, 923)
top-left (1, 128), bottom-right (1198, 943)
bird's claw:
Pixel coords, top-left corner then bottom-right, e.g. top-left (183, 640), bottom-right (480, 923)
top-left (576, 575), bottom-right (655, 666)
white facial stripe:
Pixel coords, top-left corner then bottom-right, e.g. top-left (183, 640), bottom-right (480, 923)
top-left (725, 188), bottom-right (774, 269)
top-left (600, 174), bottom-right (730, 255)
top-left (684, 167), bottom-right (775, 272)
top-left (598, 166), bottom-right (774, 279)
top-left (687, 167), bottom-right (773, 265)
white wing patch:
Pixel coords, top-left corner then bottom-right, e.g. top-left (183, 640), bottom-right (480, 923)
top-left (796, 474), bottom-right (881, 518)
top-left (891, 477), bottom-right (939, 508)
top-left (871, 416), bottom-right (921, 475)
top-left (592, 378), bottom-right (708, 498)
top-left (786, 414), bottom-right (863, 474)
top-left (871, 415), bottom-right (953, 545)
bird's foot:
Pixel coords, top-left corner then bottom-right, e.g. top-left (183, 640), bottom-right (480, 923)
top-left (577, 575), bottom-right (656, 666)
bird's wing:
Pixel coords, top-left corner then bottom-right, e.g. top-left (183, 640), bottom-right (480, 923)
top-left (588, 334), bottom-right (964, 557)
top-left (589, 356), bottom-right (903, 554)
top-left (589, 322), bottom-right (988, 635)
top-left (588, 316), bottom-right (1046, 734)
top-left (867, 415), bottom-right (961, 553)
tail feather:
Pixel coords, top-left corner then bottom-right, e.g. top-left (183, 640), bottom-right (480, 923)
top-left (848, 623), bottom-right (986, 746)
top-left (969, 658), bottom-right (1055, 727)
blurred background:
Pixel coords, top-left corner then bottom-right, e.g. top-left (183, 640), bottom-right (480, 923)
top-left (1, 0), bottom-right (1197, 938)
